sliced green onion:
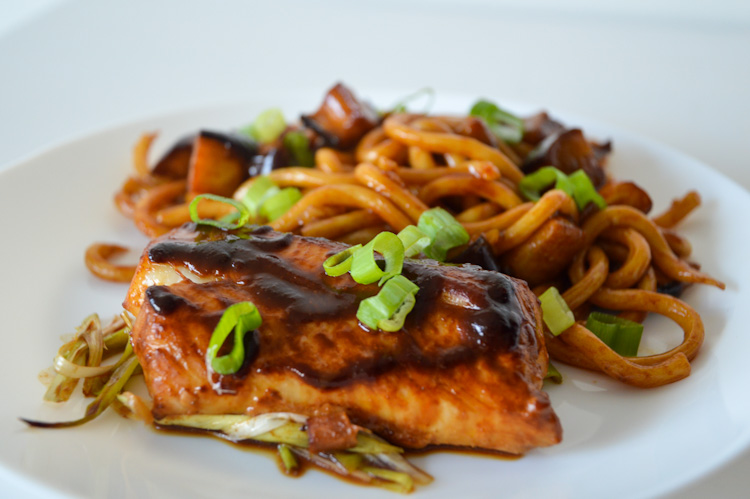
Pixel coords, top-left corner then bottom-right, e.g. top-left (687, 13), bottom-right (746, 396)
top-left (417, 207), bottom-right (470, 262)
top-left (396, 225), bottom-right (431, 258)
top-left (518, 166), bottom-right (575, 202)
top-left (586, 311), bottom-right (644, 357)
top-left (278, 444), bottom-right (299, 473)
top-left (283, 131), bottom-right (315, 167)
top-left (242, 176), bottom-right (280, 217)
top-left (350, 232), bottom-right (405, 286)
top-left (323, 245), bottom-right (363, 277)
top-left (357, 275), bottom-right (419, 331)
top-left (469, 99), bottom-right (525, 144)
top-left (243, 108), bottom-right (286, 144)
top-left (539, 287), bottom-right (575, 336)
top-left (205, 302), bottom-right (262, 375)
top-left (545, 362), bottom-right (563, 384)
top-left (568, 169), bottom-right (607, 210)
top-left (519, 166), bottom-right (607, 212)
top-left (390, 87), bottom-right (435, 114)
top-left (260, 187), bottom-right (302, 221)
top-left (189, 194), bottom-right (251, 230)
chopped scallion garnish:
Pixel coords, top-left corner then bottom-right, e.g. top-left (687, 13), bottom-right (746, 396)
top-left (545, 362), bottom-right (563, 384)
top-left (283, 131), bottom-right (315, 167)
top-left (350, 232), bottom-right (405, 286)
top-left (519, 166), bottom-right (606, 211)
top-left (396, 225), bottom-right (431, 258)
top-left (519, 166), bottom-right (575, 202)
top-left (568, 169), bottom-right (607, 210)
top-left (243, 108), bottom-right (286, 144)
top-left (469, 99), bottom-right (525, 143)
top-left (586, 311), bottom-right (644, 357)
top-left (323, 244), bottom-right (363, 277)
top-left (278, 444), bottom-right (299, 473)
top-left (205, 302), bottom-right (261, 375)
top-left (189, 194), bottom-right (251, 230)
top-left (260, 187), bottom-right (303, 221)
top-left (242, 175), bottom-right (280, 217)
top-left (538, 287), bottom-right (575, 336)
top-left (417, 207), bottom-right (470, 262)
top-left (357, 275), bottom-right (419, 331)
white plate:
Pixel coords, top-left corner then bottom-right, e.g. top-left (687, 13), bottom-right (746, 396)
top-left (2, 91), bottom-right (749, 499)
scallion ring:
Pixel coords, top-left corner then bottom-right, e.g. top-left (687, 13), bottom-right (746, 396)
top-left (242, 176), bottom-right (280, 217)
top-left (260, 187), bottom-right (303, 222)
top-left (350, 232), bottom-right (405, 286)
top-left (243, 108), bottom-right (286, 144)
top-left (417, 207), bottom-right (470, 262)
top-left (323, 244), bottom-right (363, 277)
top-left (396, 225), bottom-right (431, 258)
top-left (538, 286), bottom-right (575, 336)
top-left (469, 99), bottom-right (525, 144)
top-left (586, 311), bottom-right (644, 357)
top-left (518, 166), bottom-right (575, 202)
top-left (189, 194), bottom-right (251, 230)
top-left (283, 131), bottom-right (315, 167)
top-left (356, 275), bottom-right (420, 331)
top-left (206, 302), bottom-right (262, 375)
top-left (568, 169), bottom-right (607, 210)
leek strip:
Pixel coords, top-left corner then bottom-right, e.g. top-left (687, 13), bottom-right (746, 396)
top-left (157, 412), bottom-right (307, 441)
top-left (362, 466), bottom-right (415, 494)
top-left (349, 431), bottom-right (404, 454)
top-left (278, 444), bottom-right (299, 473)
top-left (23, 351), bottom-right (140, 428)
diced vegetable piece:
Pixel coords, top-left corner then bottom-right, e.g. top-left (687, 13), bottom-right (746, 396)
top-left (187, 131), bottom-right (256, 197)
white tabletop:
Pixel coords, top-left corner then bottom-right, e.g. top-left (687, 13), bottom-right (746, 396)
top-left (1, 1), bottom-right (748, 497)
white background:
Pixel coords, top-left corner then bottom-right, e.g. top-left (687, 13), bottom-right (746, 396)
top-left (0, 1), bottom-right (748, 497)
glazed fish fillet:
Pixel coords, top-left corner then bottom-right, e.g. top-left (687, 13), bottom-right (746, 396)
top-left (125, 224), bottom-right (562, 454)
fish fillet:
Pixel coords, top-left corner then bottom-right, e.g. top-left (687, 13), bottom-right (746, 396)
top-left (125, 223), bottom-right (562, 454)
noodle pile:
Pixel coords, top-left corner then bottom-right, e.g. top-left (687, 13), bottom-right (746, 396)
top-left (92, 84), bottom-right (724, 389)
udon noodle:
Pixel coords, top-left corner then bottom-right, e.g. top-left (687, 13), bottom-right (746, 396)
top-left (91, 83), bottom-right (724, 389)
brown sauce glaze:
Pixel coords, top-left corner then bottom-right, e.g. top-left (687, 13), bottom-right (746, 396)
top-left (144, 225), bottom-right (528, 391)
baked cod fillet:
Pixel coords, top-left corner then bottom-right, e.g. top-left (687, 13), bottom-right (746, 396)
top-left (124, 223), bottom-right (562, 454)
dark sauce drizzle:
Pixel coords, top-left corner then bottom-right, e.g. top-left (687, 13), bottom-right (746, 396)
top-left (146, 225), bottom-right (528, 390)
